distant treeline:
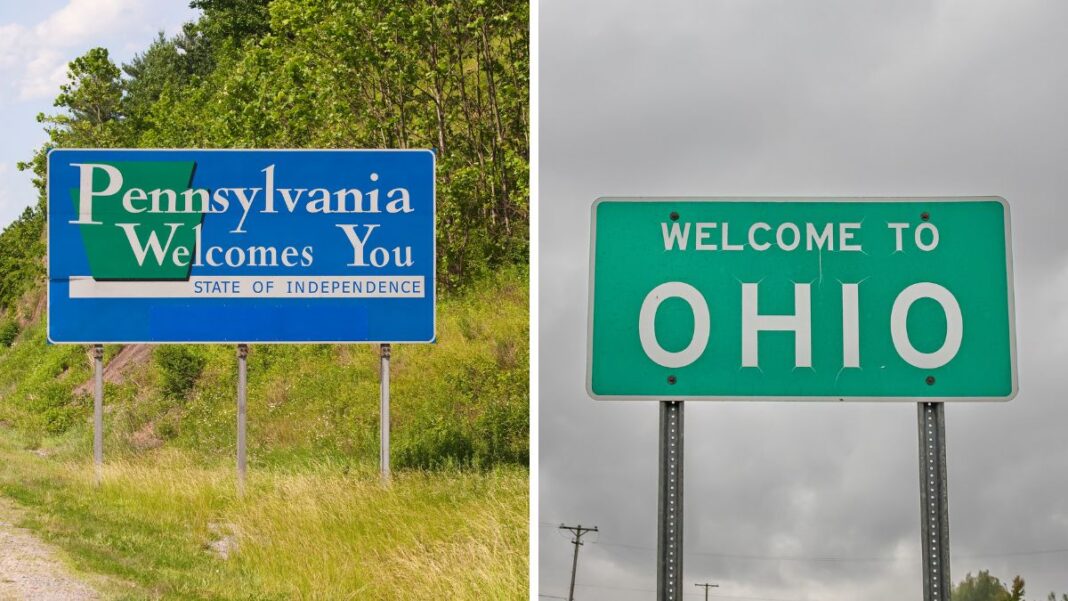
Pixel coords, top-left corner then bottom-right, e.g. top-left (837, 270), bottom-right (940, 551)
top-left (954, 570), bottom-right (1067, 601)
top-left (2, 0), bottom-right (528, 310)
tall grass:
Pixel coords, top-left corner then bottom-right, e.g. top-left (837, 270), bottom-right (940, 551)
top-left (0, 432), bottom-right (527, 600)
top-left (0, 268), bottom-right (529, 599)
top-left (0, 268), bottom-right (528, 470)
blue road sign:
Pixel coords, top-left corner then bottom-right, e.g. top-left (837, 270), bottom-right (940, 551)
top-left (47, 149), bottom-right (435, 343)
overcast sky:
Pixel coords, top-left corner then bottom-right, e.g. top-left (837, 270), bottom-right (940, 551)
top-left (0, 0), bottom-right (197, 229)
top-left (539, 1), bottom-right (1068, 600)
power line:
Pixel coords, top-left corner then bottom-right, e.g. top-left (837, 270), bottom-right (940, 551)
top-left (572, 582), bottom-right (820, 601)
top-left (587, 538), bottom-right (1068, 563)
top-left (591, 539), bottom-right (897, 563)
top-left (959, 547), bottom-right (1068, 559)
top-left (548, 518), bottom-right (1068, 562)
top-left (559, 524), bottom-right (599, 601)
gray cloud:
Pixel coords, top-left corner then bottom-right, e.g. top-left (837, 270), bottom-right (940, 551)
top-left (538, 1), bottom-right (1068, 599)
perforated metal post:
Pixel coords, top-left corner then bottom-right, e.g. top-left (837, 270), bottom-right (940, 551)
top-left (380, 343), bottom-right (391, 482)
top-left (236, 344), bottom-right (248, 496)
top-left (657, 401), bottom-right (684, 601)
top-left (92, 344), bottom-right (104, 484)
top-left (918, 402), bottom-right (951, 601)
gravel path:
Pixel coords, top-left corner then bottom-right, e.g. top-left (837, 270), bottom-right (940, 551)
top-left (0, 497), bottom-right (100, 601)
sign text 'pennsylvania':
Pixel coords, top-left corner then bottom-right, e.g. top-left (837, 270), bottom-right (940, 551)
top-left (587, 198), bottom-right (1016, 401)
top-left (48, 149), bottom-right (435, 343)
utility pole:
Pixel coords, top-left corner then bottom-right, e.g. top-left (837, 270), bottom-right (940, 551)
top-left (695, 582), bottom-right (719, 601)
top-left (559, 524), bottom-right (598, 601)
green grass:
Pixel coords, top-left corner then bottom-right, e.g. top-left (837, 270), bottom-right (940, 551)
top-left (0, 268), bottom-right (528, 468)
top-left (0, 429), bottom-right (527, 600)
top-left (0, 268), bottom-right (529, 599)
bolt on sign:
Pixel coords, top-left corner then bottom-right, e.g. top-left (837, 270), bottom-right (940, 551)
top-left (47, 149), bottom-right (435, 344)
top-left (587, 198), bottom-right (1016, 401)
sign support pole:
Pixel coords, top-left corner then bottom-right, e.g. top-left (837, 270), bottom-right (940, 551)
top-left (380, 344), bottom-right (391, 482)
top-left (918, 401), bottom-right (951, 600)
top-left (657, 400), bottom-right (684, 601)
top-left (237, 344), bottom-right (248, 496)
top-left (93, 344), bottom-right (104, 484)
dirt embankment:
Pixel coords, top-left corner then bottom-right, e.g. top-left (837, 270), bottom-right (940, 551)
top-left (73, 344), bottom-right (153, 396)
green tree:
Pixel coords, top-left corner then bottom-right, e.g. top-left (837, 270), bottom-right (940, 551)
top-left (54, 47), bottom-right (123, 126)
top-left (20, 2), bottom-right (529, 290)
top-left (122, 30), bottom-right (213, 132)
top-left (0, 205), bottom-right (45, 310)
top-left (954, 572), bottom-right (1068, 601)
top-left (190, 0), bottom-right (272, 45)
top-left (1011, 577), bottom-right (1026, 601)
top-left (18, 47), bottom-right (128, 200)
top-left (954, 571), bottom-right (1017, 601)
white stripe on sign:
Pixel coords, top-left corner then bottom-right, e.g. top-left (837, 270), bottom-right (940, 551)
top-left (68, 275), bottom-right (426, 299)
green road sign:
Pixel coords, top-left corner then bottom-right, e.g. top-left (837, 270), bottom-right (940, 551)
top-left (587, 198), bottom-right (1016, 401)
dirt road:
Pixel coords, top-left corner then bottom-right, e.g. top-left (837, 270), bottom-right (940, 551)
top-left (0, 497), bottom-right (100, 601)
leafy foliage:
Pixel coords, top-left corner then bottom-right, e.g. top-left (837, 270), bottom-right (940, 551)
top-left (0, 206), bottom-right (45, 311)
top-left (22, 381), bottom-right (82, 435)
top-left (191, 0), bottom-right (273, 44)
top-left (155, 346), bottom-right (207, 399)
top-left (0, 269), bottom-right (527, 469)
top-left (954, 571), bottom-right (1067, 601)
top-left (953, 571), bottom-right (1019, 601)
top-left (54, 48), bottom-right (123, 126)
top-left (15, 0), bottom-right (529, 290)
top-left (0, 320), bottom-right (18, 347)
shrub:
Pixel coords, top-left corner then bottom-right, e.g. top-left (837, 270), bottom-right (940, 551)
top-left (22, 382), bottom-right (80, 435)
top-left (395, 413), bottom-right (474, 470)
top-left (474, 398), bottom-right (528, 467)
top-left (155, 346), bottom-right (206, 399)
top-left (0, 320), bottom-right (18, 347)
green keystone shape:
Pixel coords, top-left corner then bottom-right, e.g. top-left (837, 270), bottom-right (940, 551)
top-left (70, 161), bottom-right (200, 280)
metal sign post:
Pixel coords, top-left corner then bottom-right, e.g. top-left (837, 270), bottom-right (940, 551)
top-left (918, 402), bottom-right (951, 600)
top-left (380, 343), bottom-right (391, 482)
top-left (237, 344), bottom-right (248, 495)
top-left (92, 344), bottom-right (103, 484)
top-left (657, 401), bottom-right (684, 601)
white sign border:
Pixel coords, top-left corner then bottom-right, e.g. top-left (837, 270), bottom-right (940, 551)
top-left (45, 147), bottom-right (437, 345)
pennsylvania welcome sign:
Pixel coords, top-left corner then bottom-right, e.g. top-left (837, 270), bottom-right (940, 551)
top-left (47, 149), bottom-right (435, 343)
